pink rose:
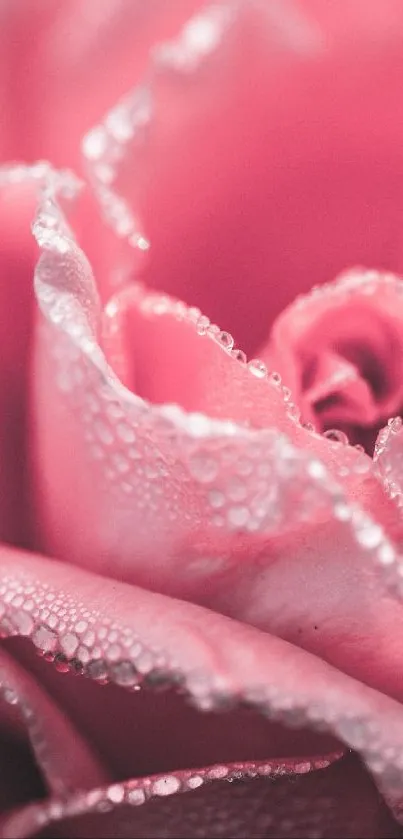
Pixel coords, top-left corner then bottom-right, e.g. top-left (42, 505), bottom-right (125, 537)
top-left (2, 1), bottom-right (403, 836)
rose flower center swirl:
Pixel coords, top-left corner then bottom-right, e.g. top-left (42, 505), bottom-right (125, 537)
top-left (259, 268), bottom-right (403, 455)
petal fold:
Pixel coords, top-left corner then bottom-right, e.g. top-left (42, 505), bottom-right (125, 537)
top-left (1, 548), bottom-right (403, 820)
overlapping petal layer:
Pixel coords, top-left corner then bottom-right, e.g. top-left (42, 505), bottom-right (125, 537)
top-left (2, 754), bottom-right (399, 839)
top-left (0, 548), bottom-right (403, 835)
top-left (82, 0), bottom-right (403, 354)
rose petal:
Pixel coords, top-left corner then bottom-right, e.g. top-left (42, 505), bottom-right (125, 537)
top-left (260, 268), bottom-right (403, 445)
top-left (100, 281), bottom-right (307, 428)
top-left (37, 0), bottom-right (208, 170)
top-left (28, 165), bottom-right (403, 705)
top-left (1, 550), bottom-right (403, 818)
top-left (2, 753), bottom-right (399, 839)
top-left (0, 644), bottom-right (107, 798)
top-left (10, 641), bottom-right (340, 782)
top-left (83, 0), bottom-right (403, 354)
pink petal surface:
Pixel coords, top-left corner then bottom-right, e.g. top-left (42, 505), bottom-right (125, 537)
top-left (82, 0), bottom-right (403, 355)
top-left (0, 1), bottom-right (208, 167)
top-left (0, 2), bottom-right (65, 161)
top-left (2, 548), bottom-right (403, 824)
top-left (0, 168), bottom-right (50, 545)
top-left (2, 754), bottom-right (400, 839)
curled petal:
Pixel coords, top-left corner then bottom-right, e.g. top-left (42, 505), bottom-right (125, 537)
top-left (1, 549), bottom-right (403, 824)
top-left (260, 268), bottom-right (403, 448)
top-left (1, 754), bottom-right (399, 839)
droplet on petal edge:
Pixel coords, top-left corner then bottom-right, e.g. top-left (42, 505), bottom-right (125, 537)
top-left (0, 751), bottom-right (344, 837)
top-left (374, 417), bottom-right (403, 508)
top-left (81, 3), bottom-right (235, 261)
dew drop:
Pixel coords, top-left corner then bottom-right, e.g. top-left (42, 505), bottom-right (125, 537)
top-left (106, 643), bottom-right (123, 662)
top-left (196, 315), bottom-right (210, 335)
top-left (247, 359), bottom-right (267, 378)
top-left (207, 765), bottom-right (229, 779)
top-left (231, 348), bottom-right (247, 364)
top-left (82, 126), bottom-right (108, 160)
top-left (378, 543), bottom-right (395, 566)
top-left (107, 785), bottom-right (125, 804)
top-left (152, 776), bottom-right (181, 797)
top-left (188, 452), bottom-right (218, 483)
top-left (228, 506), bottom-right (249, 528)
top-left (60, 632), bottom-right (79, 658)
top-left (127, 788), bottom-right (146, 806)
top-left (11, 610), bottom-right (34, 636)
top-left (4, 689), bottom-right (18, 706)
top-left (76, 645), bottom-right (90, 664)
top-left (87, 659), bottom-right (109, 681)
top-left (389, 416), bottom-right (402, 433)
top-left (187, 775), bottom-right (203, 789)
top-left (32, 624), bottom-right (58, 653)
top-left (216, 331), bottom-right (234, 351)
top-left (110, 661), bottom-right (138, 687)
top-left (355, 522), bottom-right (383, 549)
top-left (287, 402), bottom-right (300, 420)
top-left (323, 429), bottom-right (349, 445)
top-left (334, 501), bottom-right (351, 522)
top-left (136, 652), bottom-right (153, 675)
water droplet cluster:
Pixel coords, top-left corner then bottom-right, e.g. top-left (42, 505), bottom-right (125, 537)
top-left (81, 4), bottom-right (234, 262)
top-left (1, 556), bottom-right (403, 821)
top-left (0, 577), bottom-right (172, 692)
top-left (9, 750), bottom-right (340, 837)
top-left (374, 416), bottom-right (403, 508)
